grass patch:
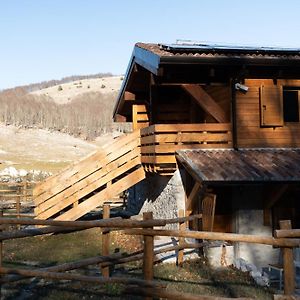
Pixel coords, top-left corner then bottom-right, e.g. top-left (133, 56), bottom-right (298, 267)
top-left (4, 228), bottom-right (104, 264)
top-left (153, 259), bottom-right (273, 299)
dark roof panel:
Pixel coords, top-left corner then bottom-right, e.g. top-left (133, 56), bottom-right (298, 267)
top-left (135, 43), bottom-right (300, 61)
top-left (176, 149), bottom-right (300, 183)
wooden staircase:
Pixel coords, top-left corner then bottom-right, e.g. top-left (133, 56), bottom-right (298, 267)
top-left (34, 130), bottom-right (145, 221)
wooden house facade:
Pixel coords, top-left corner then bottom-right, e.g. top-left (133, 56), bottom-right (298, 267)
top-left (113, 42), bottom-right (300, 267)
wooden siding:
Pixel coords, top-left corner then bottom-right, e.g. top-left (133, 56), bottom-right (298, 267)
top-left (236, 79), bottom-right (300, 148)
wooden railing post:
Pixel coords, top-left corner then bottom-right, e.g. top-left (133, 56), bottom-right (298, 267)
top-left (143, 212), bottom-right (154, 300)
top-left (279, 220), bottom-right (295, 296)
top-left (177, 209), bottom-right (185, 266)
top-left (101, 204), bottom-right (110, 278)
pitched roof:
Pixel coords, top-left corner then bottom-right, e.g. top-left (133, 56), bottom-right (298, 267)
top-left (176, 149), bottom-right (300, 184)
top-left (114, 42), bottom-right (300, 117)
top-left (136, 42), bottom-right (300, 61)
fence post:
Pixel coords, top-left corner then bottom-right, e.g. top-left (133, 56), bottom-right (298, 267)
top-left (16, 183), bottom-right (23, 230)
top-left (101, 204), bottom-right (110, 278)
top-left (0, 210), bottom-right (3, 297)
top-left (279, 220), bottom-right (295, 296)
top-left (143, 212), bottom-right (154, 300)
top-left (177, 209), bottom-right (185, 266)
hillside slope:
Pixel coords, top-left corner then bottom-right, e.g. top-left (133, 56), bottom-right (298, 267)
top-left (0, 124), bottom-right (101, 173)
top-left (31, 76), bottom-right (123, 104)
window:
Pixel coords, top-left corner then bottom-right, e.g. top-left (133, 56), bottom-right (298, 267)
top-left (283, 87), bottom-right (300, 122)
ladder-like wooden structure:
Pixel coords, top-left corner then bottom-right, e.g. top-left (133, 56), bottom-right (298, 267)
top-left (34, 130), bottom-right (145, 221)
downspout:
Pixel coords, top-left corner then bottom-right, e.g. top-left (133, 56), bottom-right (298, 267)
top-left (230, 79), bottom-right (238, 150)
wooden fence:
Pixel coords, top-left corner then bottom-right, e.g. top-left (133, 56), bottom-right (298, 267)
top-left (0, 180), bottom-right (35, 219)
top-left (0, 208), bottom-right (298, 300)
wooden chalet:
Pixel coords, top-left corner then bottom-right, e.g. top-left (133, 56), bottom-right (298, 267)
top-left (113, 42), bottom-right (300, 234)
top-left (33, 42), bottom-right (300, 267)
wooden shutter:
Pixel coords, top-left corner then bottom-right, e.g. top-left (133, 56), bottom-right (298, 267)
top-left (260, 85), bottom-right (283, 127)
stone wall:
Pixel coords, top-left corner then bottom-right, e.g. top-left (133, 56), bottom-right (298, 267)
top-left (127, 170), bottom-right (185, 229)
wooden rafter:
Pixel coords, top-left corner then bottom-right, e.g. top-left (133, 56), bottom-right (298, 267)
top-left (181, 84), bottom-right (227, 123)
top-left (124, 91), bottom-right (136, 101)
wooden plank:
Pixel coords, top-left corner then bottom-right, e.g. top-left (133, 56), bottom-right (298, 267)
top-left (124, 229), bottom-right (300, 248)
top-left (275, 229), bottom-right (300, 239)
top-left (141, 133), bottom-right (231, 145)
top-left (124, 91), bottom-right (135, 100)
top-left (36, 147), bottom-right (141, 215)
top-left (101, 204), bottom-right (110, 278)
top-left (279, 220), bottom-right (295, 296)
top-left (237, 130), bottom-right (300, 140)
top-left (36, 155), bottom-right (142, 220)
top-left (55, 167), bottom-right (146, 221)
top-left (133, 105), bottom-right (148, 130)
top-left (237, 139), bottom-right (300, 147)
top-left (35, 135), bottom-right (140, 206)
top-left (177, 209), bottom-right (185, 266)
top-left (35, 136), bottom-right (141, 208)
top-left (136, 114), bottom-right (149, 121)
top-left (34, 131), bottom-right (140, 198)
top-left (141, 155), bottom-right (177, 164)
top-left (182, 84), bottom-right (227, 123)
top-left (143, 212), bottom-right (154, 300)
top-left (141, 143), bottom-right (231, 154)
top-left (134, 105), bottom-right (147, 113)
top-left (245, 79), bottom-right (300, 87)
top-left (140, 123), bottom-right (231, 135)
top-left (153, 123), bottom-right (231, 133)
top-left (33, 149), bottom-right (104, 197)
top-left (151, 133), bottom-right (231, 144)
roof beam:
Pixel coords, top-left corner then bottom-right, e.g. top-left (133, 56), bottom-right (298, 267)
top-left (181, 84), bottom-right (227, 123)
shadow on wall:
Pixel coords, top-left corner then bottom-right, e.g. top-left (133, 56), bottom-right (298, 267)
top-left (126, 170), bottom-right (186, 227)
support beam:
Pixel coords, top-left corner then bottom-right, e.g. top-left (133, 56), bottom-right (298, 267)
top-left (182, 84), bottom-right (227, 123)
top-left (124, 91), bottom-right (136, 101)
top-left (186, 182), bottom-right (201, 216)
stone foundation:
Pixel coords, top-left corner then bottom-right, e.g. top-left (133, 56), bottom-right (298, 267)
top-left (127, 170), bottom-right (185, 229)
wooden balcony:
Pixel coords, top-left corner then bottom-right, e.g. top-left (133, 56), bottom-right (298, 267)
top-left (140, 123), bottom-right (232, 175)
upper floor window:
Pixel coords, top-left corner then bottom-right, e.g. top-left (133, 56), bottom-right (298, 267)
top-left (283, 87), bottom-right (300, 122)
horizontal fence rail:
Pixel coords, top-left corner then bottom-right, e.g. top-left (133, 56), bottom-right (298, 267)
top-left (0, 210), bottom-right (298, 299)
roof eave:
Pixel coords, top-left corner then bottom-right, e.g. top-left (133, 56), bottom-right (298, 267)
top-left (160, 55), bottom-right (300, 67)
top-left (113, 45), bottom-right (161, 118)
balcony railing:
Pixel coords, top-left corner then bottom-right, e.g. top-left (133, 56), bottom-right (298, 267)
top-left (140, 123), bottom-right (232, 174)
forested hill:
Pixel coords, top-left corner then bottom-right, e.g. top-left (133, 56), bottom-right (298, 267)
top-left (0, 75), bottom-right (126, 140)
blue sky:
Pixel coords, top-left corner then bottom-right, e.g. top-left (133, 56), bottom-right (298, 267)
top-left (1, 0), bottom-right (300, 89)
